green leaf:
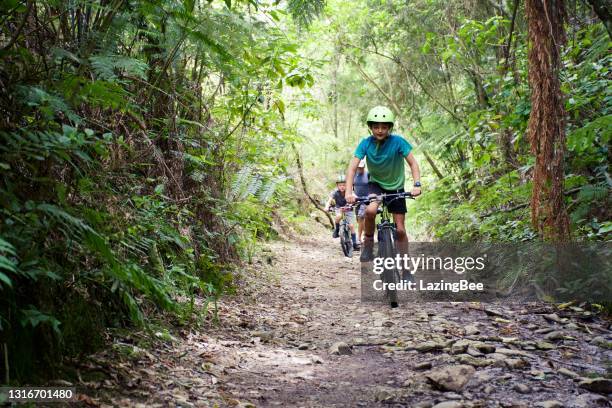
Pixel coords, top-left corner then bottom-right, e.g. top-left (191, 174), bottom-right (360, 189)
top-left (154, 184), bottom-right (165, 194)
top-left (183, 0), bottom-right (195, 12)
top-left (0, 271), bottom-right (12, 288)
top-left (598, 222), bottom-right (612, 234)
top-left (20, 307), bottom-right (62, 334)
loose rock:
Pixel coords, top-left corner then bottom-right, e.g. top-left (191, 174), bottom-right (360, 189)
top-left (535, 341), bottom-right (556, 350)
top-left (413, 402), bottom-right (434, 408)
top-left (466, 347), bottom-right (484, 357)
top-left (513, 383), bottom-right (531, 394)
top-left (417, 340), bottom-right (446, 352)
top-left (455, 354), bottom-right (495, 367)
top-left (328, 342), bottom-right (352, 355)
top-left (543, 313), bottom-right (567, 324)
top-left (432, 402), bottom-right (464, 408)
top-left (578, 377), bottom-right (612, 394)
top-left (474, 343), bottom-right (496, 354)
top-left (544, 331), bottom-right (564, 341)
top-left (425, 365), bottom-right (475, 392)
top-left (415, 361), bottom-right (432, 370)
top-left (590, 336), bottom-right (611, 348)
top-left (535, 327), bottom-right (555, 335)
top-left (505, 358), bottom-right (529, 370)
top-left (557, 367), bottom-right (579, 378)
top-left (535, 401), bottom-right (563, 408)
top-left (311, 356), bottom-right (324, 364)
top-left (450, 340), bottom-right (470, 355)
top-left (573, 393), bottom-right (610, 408)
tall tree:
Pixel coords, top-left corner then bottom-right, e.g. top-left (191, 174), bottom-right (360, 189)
top-left (585, 0), bottom-right (612, 39)
top-left (526, 0), bottom-right (571, 241)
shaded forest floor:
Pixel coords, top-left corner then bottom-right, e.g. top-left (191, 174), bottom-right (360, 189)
top-left (73, 226), bottom-right (611, 407)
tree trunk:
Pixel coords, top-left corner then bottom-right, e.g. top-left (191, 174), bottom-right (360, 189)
top-left (526, 0), bottom-right (571, 241)
top-left (466, 68), bottom-right (490, 109)
top-left (585, 0), bottom-right (612, 40)
top-left (498, 0), bottom-right (520, 168)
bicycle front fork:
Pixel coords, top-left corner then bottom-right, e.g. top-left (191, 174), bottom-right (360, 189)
top-left (377, 223), bottom-right (397, 243)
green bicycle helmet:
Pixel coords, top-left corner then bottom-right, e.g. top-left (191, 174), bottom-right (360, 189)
top-left (336, 174), bottom-right (346, 183)
top-left (366, 106), bottom-right (395, 126)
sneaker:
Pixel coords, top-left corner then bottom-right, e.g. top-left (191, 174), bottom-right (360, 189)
top-left (332, 228), bottom-right (339, 239)
top-left (360, 237), bottom-right (374, 262)
top-left (353, 242), bottom-right (360, 251)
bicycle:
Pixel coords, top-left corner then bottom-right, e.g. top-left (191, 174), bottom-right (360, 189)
top-left (355, 192), bottom-right (414, 308)
top-left (328, 205), bottom-right (356, 258)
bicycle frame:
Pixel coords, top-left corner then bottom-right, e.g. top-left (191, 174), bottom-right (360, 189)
top-left (376, 203), bottom-right (395, 242)
top-left (355, 192), bottom-right (414, 307)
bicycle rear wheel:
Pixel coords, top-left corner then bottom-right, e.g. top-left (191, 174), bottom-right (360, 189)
top-left (341, 225), bottom-right (353, 258)
top-left (378, 228), bottom-right (399, 307)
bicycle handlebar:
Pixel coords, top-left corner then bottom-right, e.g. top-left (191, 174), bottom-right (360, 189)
top-left (353, 191), bottom-right (415, 205)
top-left (327, 205), bottom-right (355, 212)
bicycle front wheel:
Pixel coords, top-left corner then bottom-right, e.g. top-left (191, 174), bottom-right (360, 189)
top-left (341, 225), bottom-right (353, 258)
top-left (378, 228), bottom-right (399, 307)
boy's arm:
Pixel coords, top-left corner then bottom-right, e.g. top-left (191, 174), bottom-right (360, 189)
top-left (405, 152), bottom-right (422, 196)
top-left (345, 156), bottom-right (361, 203)
top-left (324, 195), bottom-right (334, 211)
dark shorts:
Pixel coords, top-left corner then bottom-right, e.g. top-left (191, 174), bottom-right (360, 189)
top-left (368, 182), bottom-right (407, 214)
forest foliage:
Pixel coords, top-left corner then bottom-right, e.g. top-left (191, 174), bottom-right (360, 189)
top-left (0, 0), bottom-right (315, 382)
top-left (294, 0), bottom-right (610, 242)
top-left (0, 0), bottom-right (610, 384)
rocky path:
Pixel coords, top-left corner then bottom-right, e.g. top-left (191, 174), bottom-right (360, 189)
top-left (84, 228), bottom-right (611, 407)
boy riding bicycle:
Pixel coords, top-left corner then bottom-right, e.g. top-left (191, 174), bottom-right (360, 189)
top-left (324, 175), bottom-right (360, 250)
top-left (345, 106), bottom-right (422, 262)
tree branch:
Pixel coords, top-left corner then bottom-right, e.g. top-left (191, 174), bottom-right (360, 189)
top-left (343, 41), bottom-right (465, 125)
top-left (291, 143), bottom-right (334, 228)
top-left (503, 0), bottom-right (520, 68)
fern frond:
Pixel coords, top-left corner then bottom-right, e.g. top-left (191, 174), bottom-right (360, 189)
top-left (0, 240), bottom-right (16, 288)
top-left (246, 174), bottom-right (263, 196)
top-left (577, 184), bottom-right (609, 201)
top-left (286, 0), bottom-right (325, 27)
top-left (16, 86), bottom-right (81, 123)
top-left (230, 165), bottom-right (252, 200)
top-left (0, 237), bottom-right (16, 256)
top-left (89, 54), bottom-right (149, 82)
top-left (256, 176), bottom-right (287, 203)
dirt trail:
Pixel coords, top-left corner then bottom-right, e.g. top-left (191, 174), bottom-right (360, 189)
top-left (88, 227), bottom-right (611, 407)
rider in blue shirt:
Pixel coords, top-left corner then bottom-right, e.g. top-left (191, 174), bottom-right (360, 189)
top-left (353, 159), bottom-right (369, 246)
top-left (346, 106), bottom-right (421, 262)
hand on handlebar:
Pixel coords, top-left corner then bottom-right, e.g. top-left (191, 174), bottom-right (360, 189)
top-left (346, 192), bottom-right (357, 204)
top-left (410, 187), bottom-right (421, 197)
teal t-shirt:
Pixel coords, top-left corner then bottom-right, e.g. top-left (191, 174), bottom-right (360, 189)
top-left (354, 135), bottom-right (413, 190)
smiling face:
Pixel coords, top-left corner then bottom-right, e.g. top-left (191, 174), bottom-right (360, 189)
top-left (337, 182), bottom-right (346, 192)
top-left (369, 122), bottom-right (392, 141)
